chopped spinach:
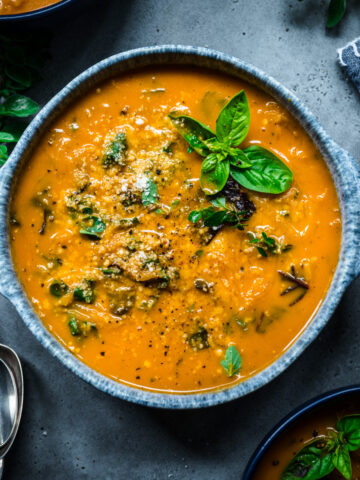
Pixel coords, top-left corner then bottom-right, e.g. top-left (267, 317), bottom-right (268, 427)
top-left (142, 177), bottom-right (158, 206)
top-left (49, 279), bottom-right (69, 297)
top-left (68, 317), bottom-right (97, 337)
top-left (194, 278), bottom-right (212, 293)
top-left (188, 327), bottom-right (209, 351)
top-left (74, 279), bottom-right (95, 304)
top-left (80, 216), bottom-right (105, 239)
top-left (102, 132), bottom-right (127, 168)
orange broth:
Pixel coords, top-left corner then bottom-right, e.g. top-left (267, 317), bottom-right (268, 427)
top-left (9, 68), bottom-right (341, 393)
top-left (0, 0), bottom-right (60, 14)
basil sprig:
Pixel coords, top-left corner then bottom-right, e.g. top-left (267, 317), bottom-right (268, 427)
top-left (281, 414), bottom-right (360, 480)
top-left (169, 90), bottom-right (293, 195)
top-left (0, 34), bottom-right (50, 165)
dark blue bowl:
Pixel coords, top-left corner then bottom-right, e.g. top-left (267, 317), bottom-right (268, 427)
top-left (242, 384), bottom-right (360, 479)
top-left (0, 0), bottom-right (74, 21)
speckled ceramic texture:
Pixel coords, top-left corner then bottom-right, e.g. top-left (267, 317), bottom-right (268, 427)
top-left (242, 384), bottom-right (360, 479)
top-left (0, 46), bottom-right (359, 409)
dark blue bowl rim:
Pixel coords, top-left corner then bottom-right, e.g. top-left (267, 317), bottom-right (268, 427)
top-left (242, 384), bottom-right (360, 479)
top-left (0, 0), bottom-right (73, 20)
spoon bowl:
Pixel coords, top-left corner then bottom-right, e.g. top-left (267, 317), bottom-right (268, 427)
top-left (0, 344), bottom-right (23, 459)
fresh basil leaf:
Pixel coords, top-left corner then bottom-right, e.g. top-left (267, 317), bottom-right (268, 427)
top-left (200, 156), bottom-right (230, 195)
top-left (49, 280), bottom-right (69, 297)
top-left (228, 148), bottom-right (251, 168)
top-left (230, 145), bottom-right (293, 194)
top-left (327, 0), bottom-right (346, 27)
top-left (168, 113), bottom-right (215, 156)
top-left (336, 415), bottom-right (360, 451)
top-left (80, 216), bottom-right (106, 239)
top-left (0, 131), bottom-right (17, 142)
top-left (0, 145), bottom-right (8, 165)
top-left (281, 440), bottom-right (335, 480)
top-left (221, 345), bottom-right (242, 377)
top-left (188, 210), bottom-right (202, 223)
top-left (0, 94), bottom-right (39, 118)
top-left (142, 177), bottom-right (157, 206)
top-left (5, 64), bottom-right (32, 88)
top-left (203, 210), bottom-right (228, 227)
top-left (216, 90), bottom-right (250, 147)
top-left (333, 446), bottom-right (352, 479)
top-left (201, 153), bottom-right (218, 173)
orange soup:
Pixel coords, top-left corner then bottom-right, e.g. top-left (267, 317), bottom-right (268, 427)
top-left (0, 0), bottom-right (60, 14)
top-left (251, 396), bottom-right (360, 479)
top-left (9, 68), bottom-right (341, 393)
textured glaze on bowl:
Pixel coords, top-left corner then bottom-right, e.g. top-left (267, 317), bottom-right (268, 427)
top-left (0, 46), bottom-right (359, 409)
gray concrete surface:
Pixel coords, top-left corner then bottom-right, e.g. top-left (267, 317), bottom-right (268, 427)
top-left (2, 0), bottom-right (360, 478)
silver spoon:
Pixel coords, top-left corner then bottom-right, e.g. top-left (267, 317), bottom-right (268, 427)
top-left (0, 344), bottom-right (24, 478)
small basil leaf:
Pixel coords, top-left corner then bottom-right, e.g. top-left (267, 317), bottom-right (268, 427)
top-left (209, 195), bottom-right (226, 208)
top-left (221, 345), bottom-right (242, 377)
top-left (230, 145), bottom-right (293, 194)
top-left (281, 439), bottom-right (335, 480)
top-left (0, 94), bottom-right (39, 118)
top-left (0, 145), bottom-right (8, 165)
top-left (336, 415), bottom-right (360, 451)
top-left (333, 446), bottom-right (352, 479)
top-left (142, 177), bottom-right (157, 206)
top-left (0, 131), bottom-right (17, 142)
top-left (200, 156), bottom-right (230, 195)
top-left (201, 153), bottom-right (218, 173)
top-left (327, 0), bottom-right (346, 28)
top-left (204, 210), bottom-right (228, 227)
top-left (216, 90), bottom-right (250, 147)
top-left (168, 113), bottom-right (215, 156)
top-left (188, 210), bottom-right (202, 223)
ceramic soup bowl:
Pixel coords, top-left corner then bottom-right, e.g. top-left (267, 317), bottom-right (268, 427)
top-left (0, 46), bottom-right (359, 409)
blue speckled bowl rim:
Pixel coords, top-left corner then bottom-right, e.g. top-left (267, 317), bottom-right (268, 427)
top-left (242, 384), bottom-right (360, 479)
top-left (0, 0), bottom-right (74, 21)
top-left (0, 46), bottom-right (359, 409)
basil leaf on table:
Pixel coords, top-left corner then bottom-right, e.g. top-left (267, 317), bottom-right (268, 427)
top-left (281, 440), bottom-right (335, 480)
top-left (221, 345), bottom-right (242, 377)
top-left (327, 0), bottom-right (346, 27)
top-left (0, 131), bottom-right (17, 143)
top-left (216, 90), bottom-right (250, 146)
top-left (336, 415), bottom-right (360, 451)
top-left (332, 446), bottom-right (352, 479)
top-left (168, 113), bottom-right (215, 156)
top-left (200, 155), bottom-right (230, 195)
top-left (0, 94), bottom-right (39, 118)
top-left (230, 145), bottom-right (293, 194)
